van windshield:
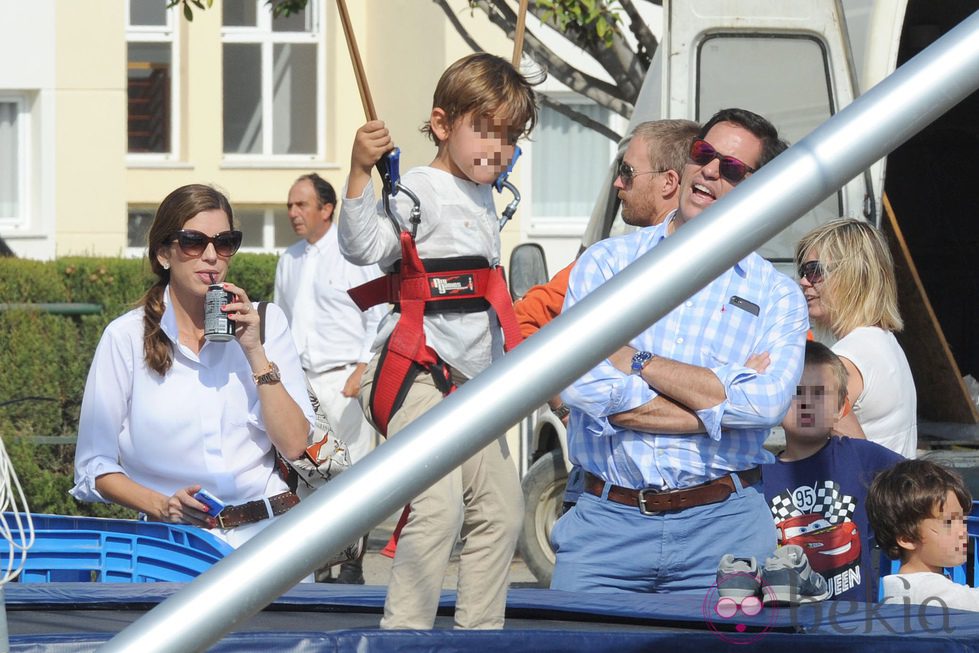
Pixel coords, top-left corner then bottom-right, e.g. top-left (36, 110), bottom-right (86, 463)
top-left (698, 33), bottom-right (842, 263)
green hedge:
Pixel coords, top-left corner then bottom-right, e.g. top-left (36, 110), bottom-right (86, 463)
top-left (0, 253), bottom-right (277, 517)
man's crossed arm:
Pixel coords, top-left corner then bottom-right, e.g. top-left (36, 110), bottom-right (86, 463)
top-left (605, 347), bottom-right (769, 434)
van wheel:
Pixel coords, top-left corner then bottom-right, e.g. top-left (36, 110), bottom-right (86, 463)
top-left (518, 449), bottom-right (568, 587)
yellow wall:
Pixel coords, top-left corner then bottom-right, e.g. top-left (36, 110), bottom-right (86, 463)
top-left (51, 0), bottom-right (528, 260)
top-left (54, 2), bottom-right (127, 256)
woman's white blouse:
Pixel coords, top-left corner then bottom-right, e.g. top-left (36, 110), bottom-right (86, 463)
top-left (832, 326), bottom-right (917, 458)
top-left (71, 287), bottom-right (314, 508)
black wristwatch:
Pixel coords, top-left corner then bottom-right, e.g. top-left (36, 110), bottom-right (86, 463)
top-left (551, 403), bottom-right (571, 419)
top-left (631, 351), bottom-right (654, 375)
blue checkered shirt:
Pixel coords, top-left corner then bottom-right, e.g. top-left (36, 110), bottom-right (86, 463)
top-left (562, 217), bottom-right (808, 490)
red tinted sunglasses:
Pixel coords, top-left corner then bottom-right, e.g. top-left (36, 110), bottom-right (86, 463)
top-left (169, 229), bottom-right (243, 258)
top-left (689, 139), bottom-right (756, 183)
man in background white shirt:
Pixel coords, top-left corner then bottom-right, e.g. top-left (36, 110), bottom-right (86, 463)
top-left (275, 173), bottom-right (385, 583)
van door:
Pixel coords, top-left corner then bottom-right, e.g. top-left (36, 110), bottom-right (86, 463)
top-left (663, 0), bottom-right (872, 269)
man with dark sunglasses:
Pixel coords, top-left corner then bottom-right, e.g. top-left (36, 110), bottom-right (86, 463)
top-left (552, 108), bottom-right (809, 595)
top-left (274, 173), bottom-right (386, 584)
top-left (515, 119), bottom-right (699, 344)
top-left (514, 119), bottom-right (699, 512)
top-left (614, 119), bottom-right (700, 227)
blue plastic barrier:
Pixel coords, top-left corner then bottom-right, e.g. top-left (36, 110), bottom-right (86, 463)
top-left (5, 513), bottom-right (233, 583)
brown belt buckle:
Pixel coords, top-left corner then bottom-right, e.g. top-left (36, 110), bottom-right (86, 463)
top-left (637, 487), bottom-right (660, 515)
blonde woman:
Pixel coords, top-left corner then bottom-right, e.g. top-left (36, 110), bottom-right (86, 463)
top-left (795, 218), bottom-right (916, 458)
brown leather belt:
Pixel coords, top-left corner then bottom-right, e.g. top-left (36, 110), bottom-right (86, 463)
top-left (584, 468), bottom-right (761, 515)
top-left (217, 491), bottom-right (300, 529)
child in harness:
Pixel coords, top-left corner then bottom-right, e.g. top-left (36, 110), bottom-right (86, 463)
top-left (338, 53), bottom-right (538, 630)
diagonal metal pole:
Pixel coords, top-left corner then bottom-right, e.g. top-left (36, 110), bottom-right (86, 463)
top-left (100, 10), bottom-right (979, 653)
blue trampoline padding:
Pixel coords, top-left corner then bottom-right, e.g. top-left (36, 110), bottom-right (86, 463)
top-left (4, 582), bottom-right (387, 608)
top-left (6, 582), bottom-right (184, 606)
top-left (10, 632), bottom-right (341, 653)
top-left (9, 583), bottom-right (979, 642)
top-left (330, 631), bottom-right (979, 653)
top-left (11, 630), bottom-right (979, 653)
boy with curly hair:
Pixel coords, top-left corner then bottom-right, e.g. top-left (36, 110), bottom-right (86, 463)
top-left (868, 459), bottom-right (977, 611)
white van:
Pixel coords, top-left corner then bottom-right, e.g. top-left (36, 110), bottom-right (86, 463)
top-left (515, 0), bottom-right (979, 585)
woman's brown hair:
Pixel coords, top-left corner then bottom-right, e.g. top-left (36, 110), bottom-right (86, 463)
top-left (140, 184), bottom-right (234, 376)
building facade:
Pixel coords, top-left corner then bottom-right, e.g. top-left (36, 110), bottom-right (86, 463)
top-left (0, 0), bottom-right (629, 273)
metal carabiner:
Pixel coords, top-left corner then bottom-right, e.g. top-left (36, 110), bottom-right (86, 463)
top-left (397, 183), bottom-right (423, 239)
top-left (377, 147), bottom-right (422, 238)
top-left (494, 145), bottom-right (522, 231)
top-left (377, 148), bottom-right (403, 236)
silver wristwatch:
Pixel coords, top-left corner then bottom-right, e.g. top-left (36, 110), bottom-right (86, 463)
top-left (630, 351), bottom-right (654, 375)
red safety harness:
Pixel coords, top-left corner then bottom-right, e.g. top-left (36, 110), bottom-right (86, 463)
top-left (348, 230), bottom-right (523, 436)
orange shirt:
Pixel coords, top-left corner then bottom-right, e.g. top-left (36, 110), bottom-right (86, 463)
top-left (514, 261), bottom-right (575, 339)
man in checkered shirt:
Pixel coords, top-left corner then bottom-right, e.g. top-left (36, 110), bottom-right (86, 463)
top-left (550, 108), bottom-right (808, 593)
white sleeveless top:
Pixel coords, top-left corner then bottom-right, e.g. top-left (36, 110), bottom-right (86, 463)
top-left (832, 326), bottom-right (917, 458)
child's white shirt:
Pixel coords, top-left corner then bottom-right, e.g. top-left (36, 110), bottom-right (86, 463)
top-left (881, 572), bottom-right (979, 612)
top-left (338, 167), bottom-right (503, 379)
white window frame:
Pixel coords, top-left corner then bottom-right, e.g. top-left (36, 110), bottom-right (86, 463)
top-left (523, 92), bottom-right (624, 237)
top-left (0, 94), bottom-right (31, 230)
top-left (124, 204), bottom-right (156, 259)
top-left (125, 1), bottom-right (180, 162)
top-left (221, 0), bottom-right (325, 163)
top-left (234, 206), bottom-right (292, 253)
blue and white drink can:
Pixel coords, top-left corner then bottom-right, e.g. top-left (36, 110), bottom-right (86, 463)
top-left (204, 283), bottom-right (236, 342)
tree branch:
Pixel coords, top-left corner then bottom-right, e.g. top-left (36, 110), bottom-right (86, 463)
top-left (620, 0), bottom-right (658, 68)
top-left (524, 37), bottom-right (634, 116)
top-left (433, 0), bottom-right (486, 53)
top-left (474, 0), bottom-right (634, 117)
top-left (491, 0), bottom-right (643, 104)
top-left (433, 1), bottom-right (625, 140)
top-left (582, 30), bottom-right (644, 100)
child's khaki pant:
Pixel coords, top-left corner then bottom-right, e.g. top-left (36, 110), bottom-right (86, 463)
top-left (361, 354), bottom-right (523, 629)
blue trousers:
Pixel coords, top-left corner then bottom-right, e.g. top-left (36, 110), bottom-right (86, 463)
top-left (550, 474), bottom-right (776, 593)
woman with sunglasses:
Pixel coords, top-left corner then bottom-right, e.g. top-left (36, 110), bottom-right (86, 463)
top-left (795, 218), bottom-right (916, 458)
top-left (72, 184), bottom-right (315, 548)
